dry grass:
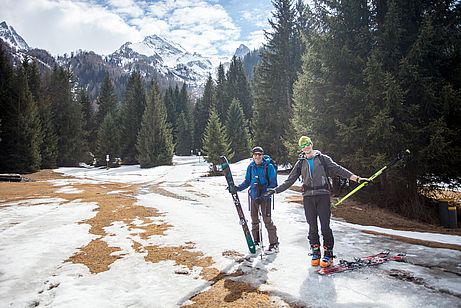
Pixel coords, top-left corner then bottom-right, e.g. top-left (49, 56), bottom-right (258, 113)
top-left (66, 239), bottom-right (122, 274)
top-left (0, 169), bottom-right (285, 306)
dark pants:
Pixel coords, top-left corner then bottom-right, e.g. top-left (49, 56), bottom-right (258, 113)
top-left (303, 194), bottom-right (334, 249)
top-left (250, 198), bottom-right (278, 245)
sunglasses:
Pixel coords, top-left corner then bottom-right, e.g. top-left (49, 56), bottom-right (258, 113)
top-left (299, 142), bottom-right (312, 149)
top-left (253, 153), bottom-right (263, 156)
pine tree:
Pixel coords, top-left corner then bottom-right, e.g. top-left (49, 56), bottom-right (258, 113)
top-left (39, 101), bottom-right (58, 169)
top-left (11, 66), bottom-right (42, 172)
top-left (202, 107), bottom-right (233, 173)
top-left (175, 111), bottom-right (194, 156)
top-left (120, 71), bottom-right (146, 164)
top-left (96, 73), bottom-right (118, 128)
top-left (96, 110), bottom-right (121, 166)
top-left (226, 56), bottom-right (252, 121)
top-left (47, 67), bottom-right (85, 166)
top-left (164, 86), bottom-right (177, 140)
top-left (252, 0), bottom-right (301, 163)
top-left (177, 83), bottom-right (189, 116)
top-left (291, 0), bottom-right (373, 163)
top-left (193, 75), bottom-right (215, 150)
top-left (0, 46), bottom-right (17, 172)
top-left (226, 99), bottom-right (251, 162)
top-left (78, 88), bottom-right (96, 159)
top-left (23, 59), bottom-right (41, 102)
top-left (215, 63), bottom-right (229, 122)
top-left (136, 82), bottom-right (174, 167)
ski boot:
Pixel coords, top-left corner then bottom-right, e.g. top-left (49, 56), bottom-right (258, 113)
top-left (309, 244), bottom-right (321, 266)
top-left (320, 246), bottom-right (334, 268)
top-left (265, 243), bottom-right (279, 254)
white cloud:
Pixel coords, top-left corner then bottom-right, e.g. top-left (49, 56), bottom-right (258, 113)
top-left (244, 30), bottom-right (266, 50)
top-left (0, 0), bottom-right (270, 59)
top-left (108, 0), bottom-right (144, 18)
top-left (1, 0), bottom-right (140, 55)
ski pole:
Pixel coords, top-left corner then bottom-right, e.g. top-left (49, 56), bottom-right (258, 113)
top-left (332, 149), bottom-right (410, 208)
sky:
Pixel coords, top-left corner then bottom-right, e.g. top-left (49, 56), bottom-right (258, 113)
top-left (1, 156), bottom-right (460, 307)
top-left (0, 0), bottom-right (274, 59)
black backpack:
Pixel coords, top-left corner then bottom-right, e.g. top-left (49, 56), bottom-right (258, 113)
top-left (297, 153), bottom-right (331, 190)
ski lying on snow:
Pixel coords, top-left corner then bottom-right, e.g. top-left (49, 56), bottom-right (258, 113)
top-left (316, 250), bottom-right (406, 275)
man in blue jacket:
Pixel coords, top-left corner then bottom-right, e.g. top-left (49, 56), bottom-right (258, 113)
top-left (234, 146), bottom-right (279, 253)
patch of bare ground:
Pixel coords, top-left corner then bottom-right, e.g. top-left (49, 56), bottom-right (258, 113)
top-left (149, 183), bottom-right (195, 201)
top-left (184, 277), bottom-right (275, 308)
top-left (66, 239), bottom-right (122, 274)
top-left (286, 185), bottom-right (461, 251)
top-left (1, 170), bottom-right (174, 273)
top-left (2, 169), bottom-right (287, 306)
top-left (0, 170), bottom-right (70, 204)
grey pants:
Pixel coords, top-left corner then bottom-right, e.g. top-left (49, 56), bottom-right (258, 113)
top-left (303, 194), bottom-right (334, 249)
top-left (250, 198), bottom-right (278, 245)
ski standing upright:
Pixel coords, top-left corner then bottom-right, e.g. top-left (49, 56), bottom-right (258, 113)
top-left (220, 156), bottom-right (256, 254)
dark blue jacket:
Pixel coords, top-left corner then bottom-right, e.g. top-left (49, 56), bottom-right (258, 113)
top-left (236, 160), bottom-right (277, 201)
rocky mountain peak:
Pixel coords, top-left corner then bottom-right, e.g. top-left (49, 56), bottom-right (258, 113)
top-left (235, 44), bottom-right (250, 58)
top-left (0, 21), bottom-right (30, 51)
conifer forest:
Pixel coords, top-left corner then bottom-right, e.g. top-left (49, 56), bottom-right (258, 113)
top-left (1, 0), bottom-right (460, 221)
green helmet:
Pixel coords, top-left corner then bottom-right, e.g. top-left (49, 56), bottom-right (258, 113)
top-left (298, 136), bottom-right (312, 148)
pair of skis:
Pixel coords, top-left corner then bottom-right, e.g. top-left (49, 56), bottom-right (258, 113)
top-left (316, 250), bottom-right (406, 275)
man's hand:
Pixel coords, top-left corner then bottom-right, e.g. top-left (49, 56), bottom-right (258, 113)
top-left (227, 185), bottom-right (237, 194)
top-left (357, 177), bottom-right (372, 184)
top-left (264, 188), bottom-right (276, 197)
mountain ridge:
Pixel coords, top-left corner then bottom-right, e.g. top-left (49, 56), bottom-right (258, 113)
top-left (0, 20), bottom-right (253, 99)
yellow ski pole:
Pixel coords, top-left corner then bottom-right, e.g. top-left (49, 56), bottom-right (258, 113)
top-left (332, 149), bottom-right (411, 208)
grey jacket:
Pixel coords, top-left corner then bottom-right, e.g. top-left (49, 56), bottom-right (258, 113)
top-left (275, 150), bottom-right (354, 196)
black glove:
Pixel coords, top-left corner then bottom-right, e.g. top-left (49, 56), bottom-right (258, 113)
top-left (227, 185), bottom-right (237, 194)
top-left (357, 177), bottom-right (372, 184)
top-left (264, 188), bottom-right (276, 197)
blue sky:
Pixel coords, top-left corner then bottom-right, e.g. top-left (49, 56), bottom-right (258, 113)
top-left (0, 0), bottom-right (274, 60)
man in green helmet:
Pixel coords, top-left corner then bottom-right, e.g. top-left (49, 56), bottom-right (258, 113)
top-left (266, 136), bottom-right (369, 268)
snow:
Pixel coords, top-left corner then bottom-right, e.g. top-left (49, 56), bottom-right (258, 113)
top-left (1, 156), bottom-right (460, 307)
top-left (110, 35), bottom-right (214, 93)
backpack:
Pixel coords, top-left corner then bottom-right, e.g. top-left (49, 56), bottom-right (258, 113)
top-left (248, 154), bottom-right (278, 210)
top-left (250, 154), bottom-right (278, 185)
top-left (318, 154), bottom-right (331, 190)
top-left (297, 153), bottom-right (331, 190)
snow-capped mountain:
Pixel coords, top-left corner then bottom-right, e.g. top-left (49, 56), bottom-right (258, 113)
top-left (0, 21), bottom-right (56, 73)
top-left (107, 35), bottom-right (214, 90)
top-left (0, 21), bottom-right (29, 51)
top-left (0, 20), bottom-right (256, 99)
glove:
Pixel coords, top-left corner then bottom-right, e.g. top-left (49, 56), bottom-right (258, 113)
top-left (264, 188), bottom-right (276, 197)
top-left (357, 177), bottom-right (372, 184)
top-left (227, 185), bottom-right (237, 194)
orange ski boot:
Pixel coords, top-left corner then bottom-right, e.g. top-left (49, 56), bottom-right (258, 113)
top-left (320, 246), bottom-right (334, 268)
top-left (310, 244), bottom-right (321, 266)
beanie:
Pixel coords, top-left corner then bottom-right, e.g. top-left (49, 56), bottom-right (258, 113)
top-left (298, 136), bottom-right (312, 148)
